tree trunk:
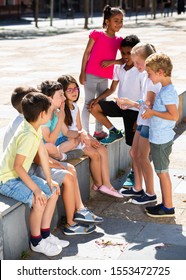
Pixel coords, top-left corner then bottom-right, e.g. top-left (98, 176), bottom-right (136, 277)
top-left (84, 0), bottom-right (89, 29)
top-left (50, 0), bottom-right (54, 27)
top-left (34, 0), bottom-right (39, 28)
top-left (151, 0), bottom-right (157, 19)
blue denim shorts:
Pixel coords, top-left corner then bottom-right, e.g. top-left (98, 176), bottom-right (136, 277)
top-left (55, 136), bottom-right (68, 146)
top-left (0, 175), bottom-right (52, 208)
top-left (136, 125), bottom-right (149, 139)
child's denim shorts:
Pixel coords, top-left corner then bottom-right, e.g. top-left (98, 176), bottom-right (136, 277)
top-left (136, 125), bottom-right (149, 139)
top-left (55, 136), bottom-right (68, 146)
top-left (0, 175), bottom-right (52, 208)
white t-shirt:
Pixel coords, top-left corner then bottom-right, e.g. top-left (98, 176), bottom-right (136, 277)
top-left (113, 64), bottom-right (145, 111)
top-left (137, 72), bottom-right (162, 126)
top-left (3, 113), bottom-right (24, 152)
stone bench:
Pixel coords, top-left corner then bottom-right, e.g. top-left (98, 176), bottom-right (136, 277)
top-left (0, 156), bottom-right (90, 260)
top-left (0, 137), bottom-right (131, 260)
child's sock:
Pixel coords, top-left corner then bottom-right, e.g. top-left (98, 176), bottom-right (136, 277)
top-left (162, 205), bottom-right (174, 211)
top-left (41, 228), bottom-right (50, 239)
top-left (146, 192), bottom-right (156, 197)
top-left (109, 126), bottom-right (118, 133)
top-left (30, 235), bottom-right (42, 247)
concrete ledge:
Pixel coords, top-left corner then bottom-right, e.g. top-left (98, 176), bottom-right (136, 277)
top-left (106, 137), bottom-right (131, 180)
top-left (178, 90), bottom-right (186, 123)
top-left (0, 156), bottom-right (90, 260)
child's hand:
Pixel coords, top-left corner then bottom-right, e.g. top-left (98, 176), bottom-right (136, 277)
top-left (141, 108), bottom-right (153, 119)
top-left (100, 60), bottom-right (113, 68)
top-left (87, 99), bottom-right (98, 110)
top-left (49, 180), bottom-right (60, 196)
top-left (80, 131), bottom-right (91, 147)
top-left (114, 97), bottom-right (132, 110)
top-left (90, 137), bottom-right (100, 149)
top-left (57, 104), bottom-right (65, 121)
top-left (33, 189), bottom-right (47, 206)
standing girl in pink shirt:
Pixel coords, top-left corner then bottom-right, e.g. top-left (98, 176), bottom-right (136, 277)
top-left (79, 5), bottom-right (124, 140)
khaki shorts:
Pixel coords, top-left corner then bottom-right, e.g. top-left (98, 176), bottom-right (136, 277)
top-left (150, 140), bottom-right (173, 173)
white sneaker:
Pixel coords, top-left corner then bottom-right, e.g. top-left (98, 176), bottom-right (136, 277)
top-left (46, 234), bottom-right (70, 248)
top-left (30, 238), bottom-right (62, 257)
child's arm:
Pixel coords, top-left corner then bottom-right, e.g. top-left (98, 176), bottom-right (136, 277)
top-left (61, 122), bottom-right (79, 138)
top-left (89, 80), bottom-right (119, 109)
top-left (114, 97), bottom-right (139, 110)
top-left (76, 108), bottom-right (91, 147)
top-left (42, 103), bottom-right (65, 144)
top-left (79, 37), bottom-right (95, 85)
top-left (142, 104), bottom-right (179, 121)
top-left (101, 58), bottom-right (123, 68)
top-left (37, 141), bottom-right (60, 194)
top-left (146, 91), bottom-right (156, 109)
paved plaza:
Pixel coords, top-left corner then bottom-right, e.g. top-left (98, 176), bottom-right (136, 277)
top-left (0, 12), bottom-right (186, 261)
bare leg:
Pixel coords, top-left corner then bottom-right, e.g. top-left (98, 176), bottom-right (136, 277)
top-left (158, 172), bottom-right (173, 208)
top-left (96, 145), bottom-right (112, 188)
top-left (83, 146), bottom-right (102, 187)
top-left (138, 136), bottom-right (155, 195)
top-left (58, 138), bottom-right (79, 153)
top-left (29, 199), bottom-right (46, 236)
top-left (67, 164), bottom-right (85, 210)
top-left (45, 143), bottom-right (61, 160)
top-left (90, 103), bottom-right (113, 129)
top-left (130, 130), bottom-right (143, 191)
top-left (61, 171), bottom-right (77, 226)
top-left (40, 192), bottom-right (59, 229)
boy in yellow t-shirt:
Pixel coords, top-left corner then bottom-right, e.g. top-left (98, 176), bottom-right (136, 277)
top-left (0, 93), bottom-right (66, 257)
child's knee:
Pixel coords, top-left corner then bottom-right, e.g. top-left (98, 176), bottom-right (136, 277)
top-left (90, 103), bottom-right (100, 114)
top-left (67, 164), bottom-right (77, 176)
top-left (90, 150), bottom-right (100, 160)
top-left (63, 171), bottom-right (75, 185)
top-left (32, 200), bottom-right (46, 212)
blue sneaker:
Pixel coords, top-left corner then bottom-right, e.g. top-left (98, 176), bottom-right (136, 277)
top-left (145, 203), bottom-right (163, 212)
top-left (100, 130), bottom-right (124, 145)
top-left (123, 171), bottom-right (134, 189)
top-left (146, 204), bottom-right (175, 218)
top-left (119, 187), bottom-right (145, 197)
top-left (74, 208), bottom-right (103, 224)
top-left (64, 223), bottom-right (96, 236)
top-left (131, 193), bottom-right (157, 205)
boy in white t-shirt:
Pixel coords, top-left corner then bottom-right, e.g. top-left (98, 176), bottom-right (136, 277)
top-left (89, 35), bottom-right (143, 188)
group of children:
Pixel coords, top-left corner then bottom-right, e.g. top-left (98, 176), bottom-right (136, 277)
top-left (0, 4), bottom-right (179, 257)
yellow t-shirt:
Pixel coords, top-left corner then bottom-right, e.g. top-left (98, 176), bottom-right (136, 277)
top-left (0, 119), bottom-right (42, 183)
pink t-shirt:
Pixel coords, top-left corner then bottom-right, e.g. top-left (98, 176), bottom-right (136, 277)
top-left (86, 30), bottom-right (123, 79)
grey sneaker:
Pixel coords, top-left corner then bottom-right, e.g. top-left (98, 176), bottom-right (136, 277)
top-left (63, 223), bottom-right (96, 236)
top-left (66, 149), bottom-right (84, 160)
top-left (74, 207), bottom-right (103, 224)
